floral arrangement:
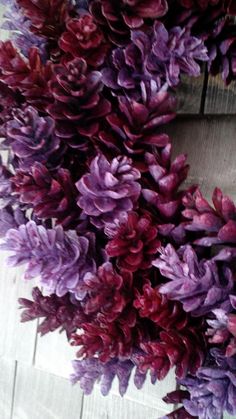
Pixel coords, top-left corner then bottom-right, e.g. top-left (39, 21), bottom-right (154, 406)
top-left (0, 1), bottom-right (236, 418)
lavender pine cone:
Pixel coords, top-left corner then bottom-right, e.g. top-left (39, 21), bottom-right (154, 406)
top-left (76, 154), bottom-right (141, 228)
top-left (153, 244), bottom-right (234, 316)
top-left (6, 106), bottom-right (59, 170)
top-left (0, 221), bottom-right (98, 299)
top-left (180, 350), bottom-right (236, 419)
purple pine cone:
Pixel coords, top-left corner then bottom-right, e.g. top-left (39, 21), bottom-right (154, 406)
top-left (0, 206), bottom-right (27, 238)
top-left (0, 221), bottom-right (99, 299)
top-left (2, 1), bottom-right (47, 61)
top-left (153, 244), bottom-right (234, 316)
top-left (0, 157), bottom-right (14, 209)
top-left (71, 357), bottom-right (135, 396)
top-left (102, 21), bottom-right (208, 95)
top-left (180, 350), bottom-right (236, 419)
top-left (76, 154), bottom-right (141, 228)
top-left (6, 106), bottom-right (60, 170)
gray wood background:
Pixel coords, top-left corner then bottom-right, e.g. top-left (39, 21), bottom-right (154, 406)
top-left (0, 6), bottom-right (235, 419)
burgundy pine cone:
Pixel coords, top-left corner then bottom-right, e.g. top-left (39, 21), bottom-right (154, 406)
top-left (59, 14), bottom-right (110, 68)
top-left (12, 162), bottom-right (79, 228)
top-left (106, 211), bottom-right (160, 272)
top-left (48, 57), bottom-right (111, 140)
top-left (89, 0), bottom-right (168, 46)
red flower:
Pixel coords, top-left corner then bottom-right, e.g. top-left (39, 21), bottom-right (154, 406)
top-left (59, 15), bottom-right (110, 67)
top-left (106, 211), bottom-right (160, 272)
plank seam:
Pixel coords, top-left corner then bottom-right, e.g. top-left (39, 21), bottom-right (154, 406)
top-left (200, 66), bottom-right (209, 115)
top-left (10, 360), bottom-right (18, 419)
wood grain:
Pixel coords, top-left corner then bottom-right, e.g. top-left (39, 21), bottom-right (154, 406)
top-left (0, 357), bottom-right (16, 419)
top-left (81, 386), bottom-right (171, 419)
top-left (205, 75), bottom-right (236, 114)
top-left (12, 363), bottom-right (83, 419)
top-left (165, 115), bottom-right (236, 200)
top-left (176, 74), bottom-right (204, 114)
top-left (0, 258), bottom-right (37, 364)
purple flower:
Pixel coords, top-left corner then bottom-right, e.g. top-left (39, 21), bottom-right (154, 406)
top-left (76, 154), bottom-right (141, 228)
top-left (6, 106), bottom-right (60, 170)
top-left (0, 221), bottom-right (100, 299)
top-left (153, 244), bottom-right (234, 316)
top-left (71, 357), bottom-right (136, 396)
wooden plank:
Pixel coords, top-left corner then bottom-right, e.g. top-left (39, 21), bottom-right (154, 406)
top-left (12, 363), bottom-right (83, 419)
top-left (205, 75), bottom-right (236, 114)
top-left (0, 357), bottom-right (16, 419)
top-left (176, 74), bottom-right (204, 114)
top-left (0, 257), bottom-right (38, 364)
top-left (110, 370), bottom-right (176, 412)
top-left (165, 115), bottom-right (236, 201)
top-left (35, 329), bottom-right (76, 378)
top-left (82, 386), bottom-right (171, 419)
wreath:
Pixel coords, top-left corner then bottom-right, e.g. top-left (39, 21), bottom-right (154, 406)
top-left (0, 1), bottom-right (236, 418)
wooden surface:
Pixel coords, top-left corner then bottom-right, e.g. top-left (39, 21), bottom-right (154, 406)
top-left (0, 5), bottom-right (235, 419)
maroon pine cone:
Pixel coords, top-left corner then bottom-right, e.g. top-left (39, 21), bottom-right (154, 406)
top-left (106, 211), bottom-right (160, 273)
top-left (182, 187), bottom-right (236, 246)
top-left (89, 0), bottom-right (168, 46)
top-left (59, 14), bottom-right (110, 68)
top-left (207, 17), bottom-right (236, 84)
top-left (12, 162), bottom-right (80, 228)
top-left (134, 282), bottom-right (189, 331)
top-left (0, 42), bottom-right (53, 111)
top-left (17, 0), bottom-right (70, 41)
top-left (134, 329), bottom-right (205, 381)
top-left (19, 287), bottom-right (88, 339)
top-left (71, 263), bottom-right (145, 361)
top-left (98, 92), bottom-right (175, 160)
top-left (48, 57), bottom-right (111, 141)
top-left (80, 262), bottom-right (133, 320)
top-left (142, 149), bottom-right (189, 227)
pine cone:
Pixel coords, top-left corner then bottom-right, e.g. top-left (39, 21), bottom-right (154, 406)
top-left (154, 244), bottom-right (234, 316)
top-left (48, 57), bottom-right (111, 140)
top-left (102, 22), bottom-right (208, 92)
top-left (207, 17), bottom-right (236, 84)
top-left (19, 287), bottom-right (88, 338)
top-left (76, 154), bottom-right (141, 228)
top-left (6, 106), bottom-right (60, 170)
top-left (0, 42), bottom-right (53, 111)
top-left (179, 349), bottom-right (236, 419)
top-left (182, 187), bottom-right (236, 246)
top-left (134, 328), bottom-right (205, 381)
top-left (0, 221), bottom-right (99, 299)
top-left (71, 357), bottom-right (135, 396)
top-left (106, 211), bottom-right (160, 273)
top-left (80, 262), bottom-right (132, 319)
top-left (16, 0), bottom-right (70, 42)
top-left (0, 205), bottom-right (27, 238)
top-left (89, 0), bottom-right (168, 46)
top-left (134, 282), bottom-right (189, 330)
top-left (98, 92), bottom-right (175, 158)
top-left (12, 162), bottom-right (79, 228)
top-left (142, 148), bottom-right (189, 221)
top-left (59, 14), bottom-right (110, 68)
